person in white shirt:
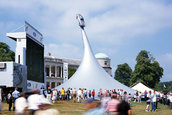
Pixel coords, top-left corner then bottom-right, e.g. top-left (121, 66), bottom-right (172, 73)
top-left (151, 91), bottom-right (157, 112)
top-left (51, 88), bottom-right (57, 103)
top-left (27, 89), bottom-right (45, 115)
top-left (34, 98), bottom-right (59, 115)
top-left (15, 93), bottom-right (28, 115)
top-left (145, 91), bottom-right (152, 112)
top-left (101, 91), bottom-right (111, 109)
top-left (77, 88), bottom-right (82, 103)
top-left (169, 92), bottom-right (172, 109)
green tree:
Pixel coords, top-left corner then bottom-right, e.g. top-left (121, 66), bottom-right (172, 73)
top-left (0, 42), bottom-right (15, 61)
top-left (130, 50), bottom-right (163, 88)
top-left (68, 67), bottom-right (76, 79)
top-left (114, 63), bottom-right (132, 86)
top-left (154, 81), bottom-right (172, 93)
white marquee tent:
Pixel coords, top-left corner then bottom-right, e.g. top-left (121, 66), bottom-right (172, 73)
top-left (131, 82), bottom-right (154, 93)
top-left (56, 14), bottom-right (134, 95)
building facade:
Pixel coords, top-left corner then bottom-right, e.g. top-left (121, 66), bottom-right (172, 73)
top-left (45, 54), bottom-right (80, 89)
top-left (95, 53), bottom-right (112, 76)
top-left (45, 52), bottom-right (112, 89)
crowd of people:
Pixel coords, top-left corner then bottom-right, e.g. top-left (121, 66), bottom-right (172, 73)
top-left (3, 87), bottom-right (172, 115)
top-left (40, 87), bottom-right (132, 115)
top-left (133, 90), bottom-right (172, 112)
top-left (6, 88), bottom-right (59, 115)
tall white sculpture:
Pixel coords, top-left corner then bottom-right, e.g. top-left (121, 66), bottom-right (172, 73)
top-left (56, 14), bottom-right (134, 94)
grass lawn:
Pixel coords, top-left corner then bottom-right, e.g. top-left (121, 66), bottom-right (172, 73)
top-left (0, 101), bottom-right (172, 115)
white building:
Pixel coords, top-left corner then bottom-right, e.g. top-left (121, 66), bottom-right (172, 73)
top-left (45, 53), bottom-right (80, 88)
top-left (95, 53), bottom-right (112, 76)
top-left (0, 21), bottom-right (45, 92)
top-left (0, 62), bottom-right (27, 91)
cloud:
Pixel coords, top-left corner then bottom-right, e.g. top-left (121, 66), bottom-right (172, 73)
top-left (1, 0), bottom-right (172, 45)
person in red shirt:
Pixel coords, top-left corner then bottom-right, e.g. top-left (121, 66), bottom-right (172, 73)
top-left (92, 89), bottom-right (95, 100)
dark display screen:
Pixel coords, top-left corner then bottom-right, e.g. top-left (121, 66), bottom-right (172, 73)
top-left (26, 36), bottom-right (44, 83)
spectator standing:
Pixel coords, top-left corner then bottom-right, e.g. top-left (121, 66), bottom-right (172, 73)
top-left (15, 93), bottom-right (28, 115)
top-left (84, 88), bottom-right (88, 100)
top-left (144, 90), bottom-right (148, 100)
top-left (12, 88), bottom-right (20, 111)
top-left (145, 91), bottom-right (152, 112)
top-left (43, 88), bottom-right (47, 98)
top-left (98, 88), bottom-right (103, 100)
top-left (70, 88), bottom-right (73, 99)
top-left (92, 89), bottom-right (95, 100)
top-left (89, 90), bottom-right (91, 98)
top-left (27, 89), bottom-right (44, 115)
top-left (47, 87), bottom-right (52, 102)
top-left (127, 93), bottom-right (132, 105)
top-left (106, 93), bottom-right (120, 115)
top-left (119, 89), bottom-right (123, 101)
top-left (7, 90), bottom-right (13, 111)
top-left (66, 88), bottom-right (70, 101)
top-left (169, 92), bottom-right (172, 109)
top-left (159, 91), bottom-right (164, 104)
top-left (60, 88), bottom-right (65, 100)
top-left (117, 89), bottom-right (120, 95)
top-left (77, 88), bottom-right (82, 103)
top-left (117, 100), bottom-right (131, 115)
top-left (122, 91), bottom-right (128, 102)
top-left (151, 91), bottom-right (157, 112)
top-left (101, 91), bottom-right (111, 109)
top-left (52, 88), bottom-right (57, 103)
top-left (138, 92), bottom-right (142, 103)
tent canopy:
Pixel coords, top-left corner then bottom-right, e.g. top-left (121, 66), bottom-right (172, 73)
top-left (131, 82), bottom-right (154, 93)
top-left (56, 14), bottom-right (134, 96)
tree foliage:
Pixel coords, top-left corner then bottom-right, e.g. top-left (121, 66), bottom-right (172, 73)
top-left (68, 67), bottom-right (76, 79)
top-left (114, 63), bottom-right (132, 86)
top-left (130, 50), bottom-right (163, 88)
top-left (0, 42), bottom-right (15, 61)
top-left (154, 81), bottom-right (172, 94)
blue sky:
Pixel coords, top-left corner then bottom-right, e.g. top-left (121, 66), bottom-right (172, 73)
top-left (0, 0), bottom-right (172, 82)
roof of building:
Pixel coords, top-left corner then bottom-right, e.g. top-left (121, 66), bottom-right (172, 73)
top-left (95, 53), bottom-right (109, 59)
top-left (44, 56), bottom-right (81, 66)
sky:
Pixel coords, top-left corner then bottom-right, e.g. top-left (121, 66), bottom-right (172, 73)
top-left (0, 0), bottom-right (172, 82)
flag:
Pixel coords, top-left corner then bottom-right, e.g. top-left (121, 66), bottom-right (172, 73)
top-left (163, 84), bottom-right (166, 88)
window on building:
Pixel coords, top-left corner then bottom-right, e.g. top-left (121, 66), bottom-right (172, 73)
top-left (18, 55), bottom-right (20, 64)
top-left (51, 82), bottom-right (55, 88)
top-left (45, 66), bottom-right (49, 76)
top-left (51, 66), bottom-right (55, 77)
top-left (57, 67), bottom-right (61, 77)
top-left (47, 82), bottom-right (50, 88)
top-left (104, 61), bottom-right (108, 65)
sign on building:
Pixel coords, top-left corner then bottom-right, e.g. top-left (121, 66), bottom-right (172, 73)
top-left (63, 63), bottom-right (68, 82)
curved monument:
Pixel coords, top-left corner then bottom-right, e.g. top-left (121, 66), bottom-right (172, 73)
top-left (56, 14), bottom-right (134, 94)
